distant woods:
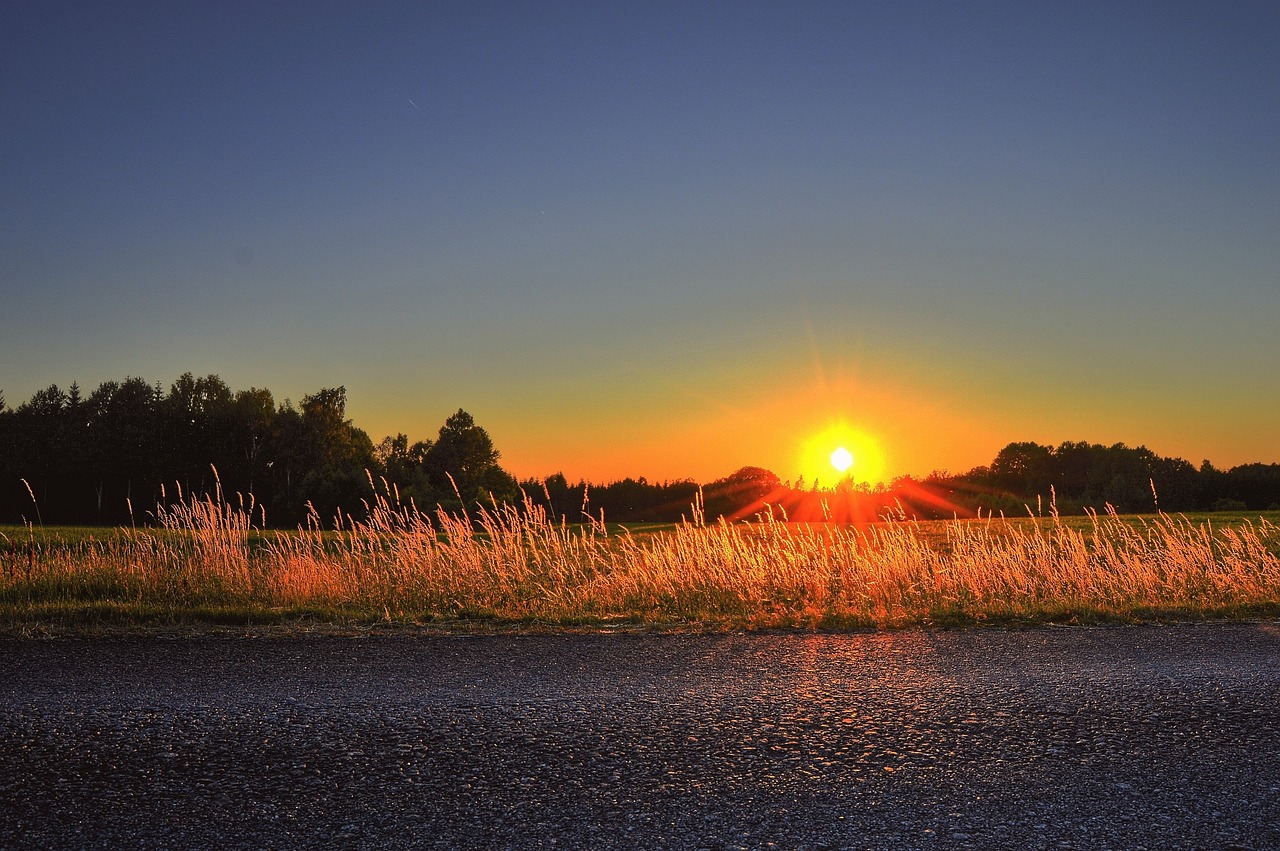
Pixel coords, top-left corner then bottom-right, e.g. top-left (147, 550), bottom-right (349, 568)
top-left (0, 374), bottom-right (516, 527)
top-left (2, 374), bottom-right (1278, 526)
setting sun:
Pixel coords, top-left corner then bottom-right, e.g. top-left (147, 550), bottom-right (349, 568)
top-left (798, 424), bottom-right (887, 487)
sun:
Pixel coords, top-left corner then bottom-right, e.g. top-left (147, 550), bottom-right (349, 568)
top-left (798, 424), bottom-right (886, 487)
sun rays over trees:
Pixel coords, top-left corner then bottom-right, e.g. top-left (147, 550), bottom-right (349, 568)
top-left (2, 374), bottom-right (1279, 526)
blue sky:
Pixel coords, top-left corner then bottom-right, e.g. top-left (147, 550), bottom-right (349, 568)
top-left (3, 2), bottom-right (1278, 483)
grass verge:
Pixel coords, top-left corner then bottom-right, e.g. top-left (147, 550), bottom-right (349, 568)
top-left (2, 490), bottom-right (1279, 635)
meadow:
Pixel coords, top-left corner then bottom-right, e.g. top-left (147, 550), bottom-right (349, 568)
top-left (2, 482), bottom-right (1279, 634)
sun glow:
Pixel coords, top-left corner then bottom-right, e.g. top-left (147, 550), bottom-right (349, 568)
top-left (799, 424), bottom-right (886, 487)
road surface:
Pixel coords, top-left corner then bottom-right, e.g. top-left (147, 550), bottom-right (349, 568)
top-left (2, 625), bottom-right (1279, 849)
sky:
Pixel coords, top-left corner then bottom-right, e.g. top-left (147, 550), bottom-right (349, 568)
top-left (3, 1), bottom-right (1278, 486)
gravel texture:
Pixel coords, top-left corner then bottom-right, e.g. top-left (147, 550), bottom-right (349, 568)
top-left (2, 624), bottom-right (1279, 849)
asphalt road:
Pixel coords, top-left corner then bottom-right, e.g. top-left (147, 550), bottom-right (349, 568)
top-left (2, 625), bottom-right (1279, 850)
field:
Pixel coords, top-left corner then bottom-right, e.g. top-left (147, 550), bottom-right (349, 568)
top-left (2, 488), bottom-right (1279, 634)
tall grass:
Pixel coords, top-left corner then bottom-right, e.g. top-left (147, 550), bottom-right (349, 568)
top-left (3, 480), bottom-right (1279, 630)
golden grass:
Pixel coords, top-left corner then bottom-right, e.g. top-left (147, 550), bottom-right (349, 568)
top-left (3, 481), bottom-right (1279, 631)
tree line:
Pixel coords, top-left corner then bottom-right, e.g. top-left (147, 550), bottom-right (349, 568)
top-left (0, 374), bottom-right (515, 527)
top-left (2, 375), bottom-right (1277, 526)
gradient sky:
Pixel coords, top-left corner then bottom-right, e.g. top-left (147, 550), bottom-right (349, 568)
top-left (3, 2), bottom-right (1278, 485)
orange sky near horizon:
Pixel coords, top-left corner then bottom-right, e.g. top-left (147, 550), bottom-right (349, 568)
top-left (348, 338), bottom-right (1271, 489)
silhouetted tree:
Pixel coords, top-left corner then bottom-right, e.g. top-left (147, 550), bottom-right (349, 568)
top-left (230, 387), bottom-right (277, 496)
top-left (294, 387), bottom-right (376, 524)
top-left (424, 409), bottom-right (517, 510)
top-left (704, 466), bottom-right (783, 519)
top-left (990, 442), bottom-right (1055, 498)
top-left (157, 373), bottom-right (237, 498)
top-left (81, 377), bottom-right (162, 521)
top-left (1225, 464), bottom-right (1280, 510)
top-left (527, 472), bottom-right (587, 521)
top-left (1198, 460), bottom-right (1229, 508)
top-left (9, 385), bottom-right (69, 517)
top-left (376, 432), bottom-right (434, 508)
